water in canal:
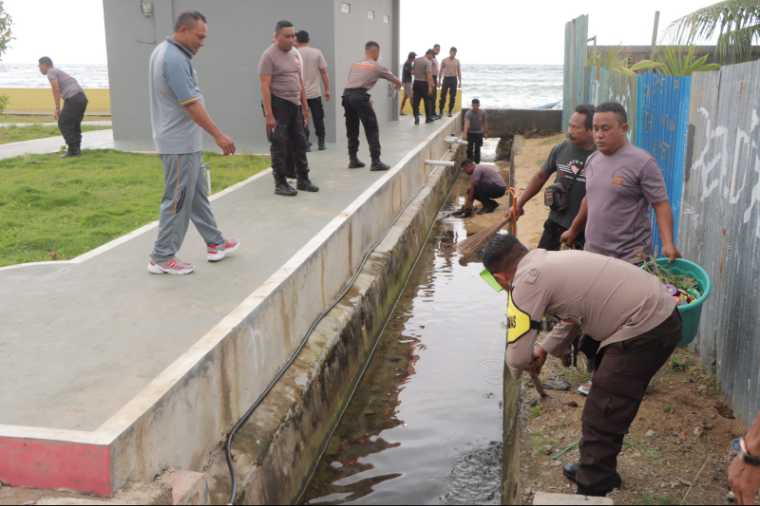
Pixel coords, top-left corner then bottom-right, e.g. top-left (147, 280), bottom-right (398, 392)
top-left (304, 179), bottom-right (508, 505)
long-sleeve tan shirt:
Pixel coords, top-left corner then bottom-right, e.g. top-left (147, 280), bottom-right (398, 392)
top-left (506, 249), bottom-right (676, 375)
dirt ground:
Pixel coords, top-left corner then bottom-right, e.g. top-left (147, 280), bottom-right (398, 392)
top-left (460, 134), bottom-right (749, 506)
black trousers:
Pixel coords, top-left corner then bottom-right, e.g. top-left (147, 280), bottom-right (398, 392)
top-left (538, 219), bottom-right (586, 251)
top-left (412, 81), bottom-right (433, 120)
top-left (439, 76), bottom-right (458, 114)
top-left (577, 310), bottom-right (682, 494)
top-left (431, 75), bottom-right (439, 114)
top-left (467, 133), bottom-right (484, 163)
top-left (59, 92), bottom-right (88, 152)
top-left (474, 182), bottom-right (506, 207)
top-left (268, 96), bottom-right (309, 182)
top-left (305, 97), bottom-right (326, 143)
top-left (342, 89), bottom-right (381, 162)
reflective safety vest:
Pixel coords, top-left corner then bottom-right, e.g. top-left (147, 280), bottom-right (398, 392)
top-left (507, 291), bottom-right (542, 344)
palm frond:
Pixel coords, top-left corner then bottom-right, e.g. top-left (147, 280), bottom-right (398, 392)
top-left (668, 0), bottom-right (760, 63)
top-left (632, 47), bottom-right (721, 76)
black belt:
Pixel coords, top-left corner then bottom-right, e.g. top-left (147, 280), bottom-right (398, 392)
top-left (343, 88), bottom-right (368, 94)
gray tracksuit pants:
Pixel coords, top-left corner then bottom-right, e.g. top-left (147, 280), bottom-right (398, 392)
top-left (150, 152), bottom-right (224, 263)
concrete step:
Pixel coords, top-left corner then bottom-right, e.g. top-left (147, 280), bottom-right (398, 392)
top-left (533, 492), bottom-right (614, 505)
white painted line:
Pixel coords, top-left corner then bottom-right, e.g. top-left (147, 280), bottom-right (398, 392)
top-left (0, 425), bottom-right (109, 445)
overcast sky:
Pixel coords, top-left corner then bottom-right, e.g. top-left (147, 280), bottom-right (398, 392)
top-left (2, 0), bottom-right (715, 65)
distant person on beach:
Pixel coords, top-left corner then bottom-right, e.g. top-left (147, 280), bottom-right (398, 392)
top-left (438, 47), bottom-right (461, 118)
top-left (295, 30), bottom-right (330, 152)
top-left (514, 104), bottom-right (596, 251)
top-left (482, 234), bottom-right (682, 497)
top-left (431, 44), bottom-right (442, 119)
top-left (463, 98), bottom-right (487, 163)
top-left (561, 101), bottom-right (681, 263)
top-left (412, 50), bottom-right (435, 125)
top-left (147, 11), bottom-right (239, 276)
top-left (38, 57), bottom-right (88, 158)
top-left (729, 411), bottom-right (760, 505)
top-left (461, 159), bottom-right (506, 214)
top-left (342, 41), bottom-right (402, 171)
top-left (259, 20), bottom-right (320, 197)
top-left (400, 52), bottom-right (416, 116)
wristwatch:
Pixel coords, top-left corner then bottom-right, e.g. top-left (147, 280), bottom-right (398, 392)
top-left (740, 438), bottom-right (760, 466)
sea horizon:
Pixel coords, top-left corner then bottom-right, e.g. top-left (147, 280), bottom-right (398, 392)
top-left (0, 62), bottom-right (564, 109)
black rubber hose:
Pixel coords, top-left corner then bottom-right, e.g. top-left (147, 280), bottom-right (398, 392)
top-left (224, 165), bottom-right (458, 505)
top-left (224, 241), bottom-right (375, 505)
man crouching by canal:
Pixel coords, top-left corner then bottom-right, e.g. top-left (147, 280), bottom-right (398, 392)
top-left (481, 234), bottom-right (682, 497)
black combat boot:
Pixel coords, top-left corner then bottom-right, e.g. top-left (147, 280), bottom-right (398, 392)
top-left (370, 160), bottom-right (390, 171)
top-left (318, 136), bottom-right (326, 151)
top-left (297, 178), bottom-right (320, 192)
top-left (348, 157), bottom-right (366, 169)
top-left (62, 145), bottom-right (81, 158)
top-left (274, 177), bottom-right (298, 197)
top-left (563, 463), bottom-right (622, 497)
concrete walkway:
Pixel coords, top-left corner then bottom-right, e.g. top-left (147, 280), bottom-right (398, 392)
top-left (0, 129), bottom-right (114, 159)
top-left (0, 118), bottom-right (456, 431)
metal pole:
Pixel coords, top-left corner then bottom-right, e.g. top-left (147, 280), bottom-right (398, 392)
top-left (650, 11), bottom-right (661, 58)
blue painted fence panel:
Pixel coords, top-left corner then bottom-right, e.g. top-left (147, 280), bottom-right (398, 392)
top-left (635, 73), bottom-right (692, 254)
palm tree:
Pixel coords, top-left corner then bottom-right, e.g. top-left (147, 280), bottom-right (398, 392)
top-left (668, 0), bottom-right (760, 63)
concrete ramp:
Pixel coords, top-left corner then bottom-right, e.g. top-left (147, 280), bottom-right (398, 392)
top-left (0, 117), bottom-right (460, 496)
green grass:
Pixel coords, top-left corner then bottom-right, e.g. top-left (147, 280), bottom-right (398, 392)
top-left (0, 124), bottom-right (111, 144)
top-left (0, 114), bottom-right (111, 124)
top-left (0, 149), bottom-right (270, 267)
top-left (0, 114), bottom-right (57, 124)
top-left (639, 494), bottom-right (678, 505)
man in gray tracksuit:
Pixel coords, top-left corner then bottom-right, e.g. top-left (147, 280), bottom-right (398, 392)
top-left (147, 11), bottom-right (239, 275)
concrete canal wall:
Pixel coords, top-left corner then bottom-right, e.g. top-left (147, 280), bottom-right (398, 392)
top-left (206, 137), bottom-right (466, 505)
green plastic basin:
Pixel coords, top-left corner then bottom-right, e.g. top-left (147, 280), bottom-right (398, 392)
top-left (655, 258), bottom-right (712, 347)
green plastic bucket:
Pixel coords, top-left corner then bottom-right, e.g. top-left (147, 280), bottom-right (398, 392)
top-left (655, 258), bottom-right (712, 347)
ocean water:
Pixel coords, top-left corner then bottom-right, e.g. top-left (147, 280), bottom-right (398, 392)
top-left (0, 63), bottom-right (563, 110)
top-left (460, 64), bottom-right (563, 109)
top-left (0, 63), bottom-right (111, 89)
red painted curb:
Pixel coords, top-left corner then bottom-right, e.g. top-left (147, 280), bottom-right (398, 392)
top-left (0, 437), bottom-right (112, 497)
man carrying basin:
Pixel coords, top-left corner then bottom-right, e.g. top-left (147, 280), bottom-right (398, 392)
top-left (481, 233), bottom-right (682, 497)
top-left (557, 101), bottom-right (682, 394)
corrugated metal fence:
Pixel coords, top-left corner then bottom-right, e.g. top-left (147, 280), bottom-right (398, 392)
top-left (564, 21), bottom-right (760, 423)
top-left (588, 66), bottom-right (637, 137)
top-left (636, 74), bottom-right (692, 253)
top-left (563, 15), bottom-right (589, 128)
top-left (680, 60), bottom-right (760, 424)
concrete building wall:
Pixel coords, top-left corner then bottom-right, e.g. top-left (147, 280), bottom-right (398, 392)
top-left (331, 0), bottom-right (399, 141)
top-left (103, 0), bottom-right (399, 153)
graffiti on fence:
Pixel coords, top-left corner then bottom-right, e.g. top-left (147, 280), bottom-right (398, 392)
top-left (692, 106), bottom-right (760, 239)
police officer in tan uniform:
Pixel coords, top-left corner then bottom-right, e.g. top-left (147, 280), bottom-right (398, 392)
top-left (481, 234), bottom-right (682, 497)
top-left (342, 40), bottom-right (402, 171)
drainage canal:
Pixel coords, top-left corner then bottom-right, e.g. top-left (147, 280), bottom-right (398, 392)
top-left (303, 169), bottom-right (508, 505)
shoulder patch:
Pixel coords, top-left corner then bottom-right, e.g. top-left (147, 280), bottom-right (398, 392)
top-left (507, 292), bottom-right (533, 344)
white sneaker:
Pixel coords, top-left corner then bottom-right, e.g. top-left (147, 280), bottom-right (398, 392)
top-left (148, 258), bottom-right (195, 275)
top-left (207, 239), bottom-right (240, 263)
